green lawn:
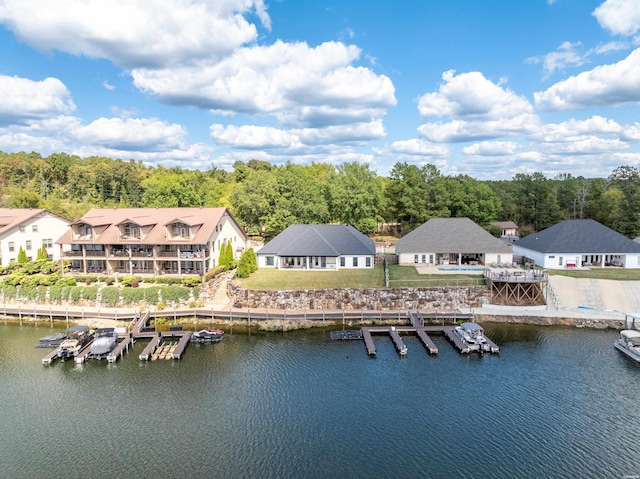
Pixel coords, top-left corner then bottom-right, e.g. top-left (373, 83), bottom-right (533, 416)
top-left (235, 265), bottom-right (385, 290)
top-left (387, 264), bottom-right (485, 287)
top-left (549, 268), bottom-right (640, 280)
top-left (235, 264), bottom-right (486, 290)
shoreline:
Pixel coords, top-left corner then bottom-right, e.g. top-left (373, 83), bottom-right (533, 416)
top-left (1, 304), bottom-right (627, 331)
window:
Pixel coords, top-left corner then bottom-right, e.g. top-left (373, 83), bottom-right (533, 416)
top-left (19, 225), bottom-right (25, 232)
top-left (340, 257), bottom-right (345, 267)
top-left (43, 239), bottom-right (52, 248)
top-left (9, 258), bottom-right (15, 263)
top-left (429, 254), bottom-right (434, 264)
top-left (266, 256), bottom-right (274, 266)
top-left (559, 257), bottom-right (563, 266)
top-left (353, 257), bottom-right (358, 267)
top-left (8, 242), bottom-right (14, 252)
top-left (32, 224), bottom-right (38, 232)
top-left (422, 254), bottom-right (426, 263)
top-left (366, 257), bottom-right (371, 267)
top-left (26, 240), bottom-right (32, 250)
top-left (414, 254), bottom-right (418, 263)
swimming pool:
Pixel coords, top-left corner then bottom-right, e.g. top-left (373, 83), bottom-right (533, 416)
top-left (438, 266), bottom-right (485, 272)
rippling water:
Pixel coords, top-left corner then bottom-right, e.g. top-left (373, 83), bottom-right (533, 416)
top-left (1, 322), bottom-right (639, 478)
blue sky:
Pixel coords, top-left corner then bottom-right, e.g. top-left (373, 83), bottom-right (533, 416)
top-left (0, 0), bottom-right (639, 179)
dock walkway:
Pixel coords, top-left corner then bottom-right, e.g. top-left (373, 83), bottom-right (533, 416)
top-left (107, 334), bottom-right (134, 363)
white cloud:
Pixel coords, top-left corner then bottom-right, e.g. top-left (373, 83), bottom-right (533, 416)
top-left (134, 41), bottom-right (396, 128)
top-left (462, 141), bottom-right (518, 156)
top-left (210, 120), bottom-right (386, 151)
top-left (0, 75), bottom-right (75, 124)
top-left (102, 81), bottom-right (116, 91)
top-left (527, 41), bottom-right (586, 79)
top-left (417, 70), bottom-right (534, 120)
top-left (534, 48), bottom-right (640, 110)
top-left (74, 117), bottom-right (188, 152)
top-left (532, 116), bottom-right (623, 142)
top-left (418, 115), bottom-right (537, 143)
top-left (593, 0), bottom-right (640, 36)
top-left (389, 139), bottom-right (450, 157)
top-left (210, 124), bottom-right (298, 149)
top-left (0, 0), bottom-right (270, 68)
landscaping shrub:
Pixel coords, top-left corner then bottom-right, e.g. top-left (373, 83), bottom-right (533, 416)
top-left (36, 286), bottom-right (47, 303)
top-left (160, 285), bottom-right (190, 305)
top-left (204, 265), bottom-right (227, 282)
top-left (122, 287), bottom-right (145, 304)
top-left (69, 286), bottom-right (83, 303)
top-left (144, 286), bottom-right (162, 303)
top-left (120, 276), bottom-right (139, 287)
top-left (182, 277), bottom-right (201, 287)
top-left (1, 284), bottom-right (16, 301)
top-left (82, 286), bottom-right (99, 301)
top-left (104, 277), bottom-right (114, 286)
top-left (17, 285), bottom-right (36, 301)
top-left (49, 285), bottom-right (63, 304)
top-left (100, 287), bottom-right (120, 307)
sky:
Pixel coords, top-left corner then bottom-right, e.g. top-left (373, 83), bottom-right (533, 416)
top-left (0, 0), bottom-right (639, 180)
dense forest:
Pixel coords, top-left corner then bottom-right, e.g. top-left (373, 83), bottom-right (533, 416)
top-left (2, 151), bottom-right (639, 240)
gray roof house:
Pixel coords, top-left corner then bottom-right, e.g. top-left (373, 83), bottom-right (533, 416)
top-left (395, 217), bottom-right (512, 268)
top-left (257, 224), bottom-right (376, 270)
top-left (512, 219), bottom-right (640, 269)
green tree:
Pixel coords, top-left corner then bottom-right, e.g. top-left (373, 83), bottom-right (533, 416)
top-left (445, 175), bottom-right (501, 225)
top-left (609, 166), bottom-right (640, 237)
top-left (17, 246), bottom-right (28, 264)
top-left (328, 162), bottom-right (386, 226)
top-left (386, 162), bottom-right (449, 231)
top-left (36, 244), bottom-right (49, 261)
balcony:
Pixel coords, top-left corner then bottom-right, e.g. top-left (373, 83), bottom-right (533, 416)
top-left (84, 250), bottom-right (106, 257)
top-left (63, 251), bottom-right (84, 257)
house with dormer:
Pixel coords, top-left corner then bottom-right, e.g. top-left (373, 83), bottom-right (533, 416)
top-left (56, 207), bottom-right (246, 276)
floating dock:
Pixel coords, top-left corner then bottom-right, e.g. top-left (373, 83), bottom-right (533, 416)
top-left (330, 330), bottom-right (363, 340)
top-left (107, 334), bottom-right (134, 363)
top-left (41, 349), bottom-right (59, 365)
top-left (170, 331), bottom-right (192, 359)
top-left (359, 325), bottom-right (499, 357)
top-left (139, 333), bottom-right (162, 361)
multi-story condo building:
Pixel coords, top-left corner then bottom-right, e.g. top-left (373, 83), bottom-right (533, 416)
top-left (56, 207), bottom-right (247, 276)
top-left (0, 209), bottom-right (72, 266)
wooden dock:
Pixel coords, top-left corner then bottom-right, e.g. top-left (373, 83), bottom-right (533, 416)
top-left (107, 334), bottom-right (134, 363)
top-left (74, 343), bottom-right (94, 363)
top-left (139, 333), bottom-right (162, 360)
top-left (170, 331), bottom-right (192, 359)
top-left (389, 328), bottom-right (408, 356)
top-left (443, 326), bottom-right (471, 353)
top-left (330, 330), bottom-right (363, 340)
top-left (361, 328), bottom-right (377, 356)
top-left (41, 348), bottom-right (59, 365)
top-left (416, 328), bottom-right (438, 354)
top-left (359, 324), bottom-right (499, 357)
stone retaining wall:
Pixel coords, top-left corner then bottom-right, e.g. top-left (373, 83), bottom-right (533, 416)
top-left (228, 284), bottom-right (490, 311)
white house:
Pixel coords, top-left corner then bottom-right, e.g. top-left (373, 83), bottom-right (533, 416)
top-left (395, 217), bottom-right (513, 267)
top-left (512, 219), bottom-right (640, 269)
top-left (0, 209), bottom-right (72, 265)
top-left (257, 224), bottom-right (376, 270)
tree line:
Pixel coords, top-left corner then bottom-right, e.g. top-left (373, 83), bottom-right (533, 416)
top-left (2, 151), bottom-right (640, 239)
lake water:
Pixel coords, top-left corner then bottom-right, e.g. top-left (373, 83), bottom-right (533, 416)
top-left (1, 322), bottom-right (639, 479)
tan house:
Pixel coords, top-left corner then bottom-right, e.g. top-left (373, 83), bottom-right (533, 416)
top-left (0, 209), bottom-right (72, 266)
top-left (56, 207), bottom-right (246, 276)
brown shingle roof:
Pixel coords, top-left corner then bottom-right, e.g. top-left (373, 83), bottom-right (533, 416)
top-left (0, 208), bottom-right (70, 236)
top-left (57, 207), bottom-right (241, 245)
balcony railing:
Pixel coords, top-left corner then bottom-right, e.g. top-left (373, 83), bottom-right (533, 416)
top-left (63, 251), bottom-right (84, 257)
